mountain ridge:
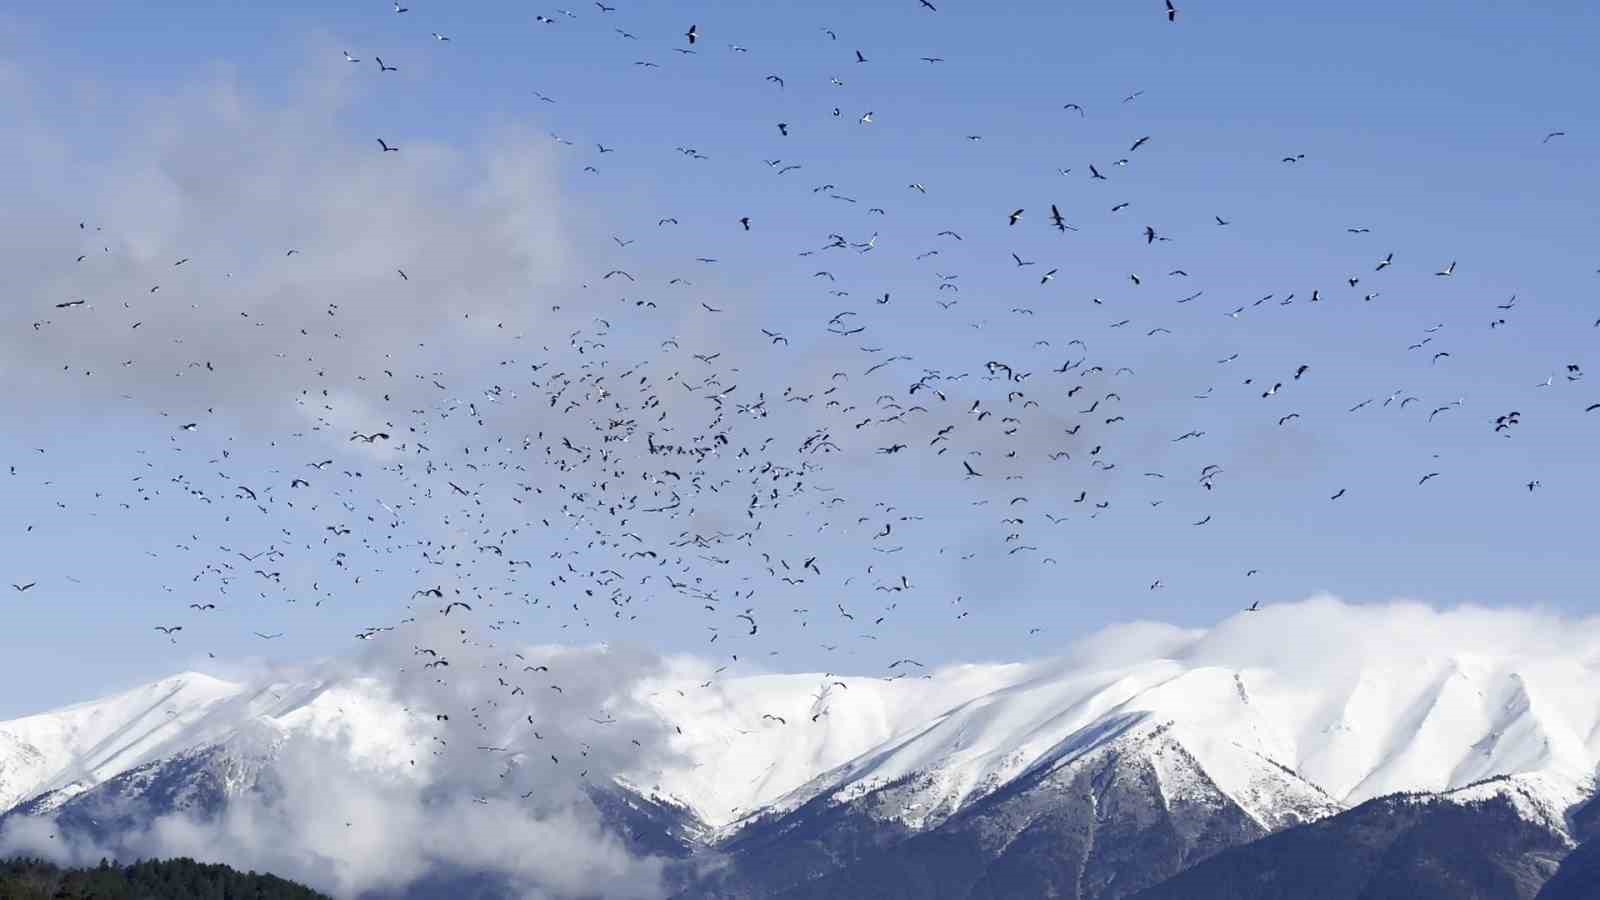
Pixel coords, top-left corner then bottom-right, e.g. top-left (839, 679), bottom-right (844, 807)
top-left (5, 608), bottom-right (1600, 899)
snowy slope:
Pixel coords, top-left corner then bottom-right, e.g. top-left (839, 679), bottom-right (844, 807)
top-left (629, 661), bottom-right (1031, 828)
top-left (729, 648), bottom-right (1600, 839)
top-left (0, 672), bottom-right (427, 816)
top-left (0, 673), bottom-right (247, 812)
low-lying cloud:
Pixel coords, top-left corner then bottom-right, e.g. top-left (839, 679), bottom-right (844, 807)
top-left (0, 618), bottom-right (680, 899)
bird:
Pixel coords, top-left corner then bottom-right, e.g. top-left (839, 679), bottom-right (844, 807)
top-left (11, 583), bottom-right (36, 593)
top-left (376, 57), bottom-right (397, 72)
top-left (685, 24), bottom-right (697, 44)
top-left (1435, 261), bottom-right (1456, 277)
top-left (1008, 209), bottom-right (1024, 226)
top-left (1165, 0), bottom-right (1178, 21)
top-left (377, 138), bottom-right (399, 152)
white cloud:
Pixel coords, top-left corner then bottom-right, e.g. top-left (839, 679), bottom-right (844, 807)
top-left (0, 620), bottom-right (679, 899)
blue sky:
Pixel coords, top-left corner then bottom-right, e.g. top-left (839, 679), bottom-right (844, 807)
top-left (1, 0), bottom-right (1596, 718)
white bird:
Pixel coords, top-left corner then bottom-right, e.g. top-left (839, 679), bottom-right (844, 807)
top-left (343, 51), bottom-right (361, 62)
top-left (1435, 261), bottom-right (1456, 277)
top-left (432, 32), bottom-right (451, 41)
top-left (859, 111), bottom-right (873, 125)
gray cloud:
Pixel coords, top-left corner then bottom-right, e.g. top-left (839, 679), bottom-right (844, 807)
top-left (0, 58), bottom-right (572, 439)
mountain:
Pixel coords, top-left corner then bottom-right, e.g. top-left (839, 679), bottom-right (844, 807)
top-left (0, 673), bottom-right (248, 814)
top-left (1129, 777), bottom-right (1575, 900)
top-left (1539, 836), bottom-right (1600, 900)
top-left (4, 609), bottom-right (1600, 899)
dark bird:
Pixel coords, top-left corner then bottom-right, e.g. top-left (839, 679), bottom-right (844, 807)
top-left (377, 138), bottom-right (399, 152)
top-left (1165, 0), bottom-right (1178, 21)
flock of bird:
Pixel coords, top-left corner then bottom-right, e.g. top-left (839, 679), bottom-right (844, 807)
top-left (7, 1), bottom-right (1595, 781)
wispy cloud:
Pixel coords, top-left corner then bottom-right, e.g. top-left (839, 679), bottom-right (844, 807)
top-left (0, 57), bottom-right (571, 440)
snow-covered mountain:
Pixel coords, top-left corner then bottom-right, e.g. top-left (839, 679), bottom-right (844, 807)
top-left (4, 604), bottom-right (1600, 898)
top-left (0, 672), bottom-right (425, 820)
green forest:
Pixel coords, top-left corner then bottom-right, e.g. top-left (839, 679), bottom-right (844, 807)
top-left (0, 857), bottom-right (328, 900)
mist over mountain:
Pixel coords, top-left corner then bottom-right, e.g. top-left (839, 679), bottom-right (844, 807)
top-left (3, 599), bottom-right (1597, 899)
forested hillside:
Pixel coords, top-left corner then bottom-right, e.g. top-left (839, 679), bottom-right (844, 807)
top-left (0, 857), bottom-right (328, 900)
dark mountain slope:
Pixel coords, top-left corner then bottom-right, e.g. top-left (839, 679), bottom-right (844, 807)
top-left (1536, 835), bottom-right (1600, 900)
top-left (1130, 790), bottom-right (1569, 900)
